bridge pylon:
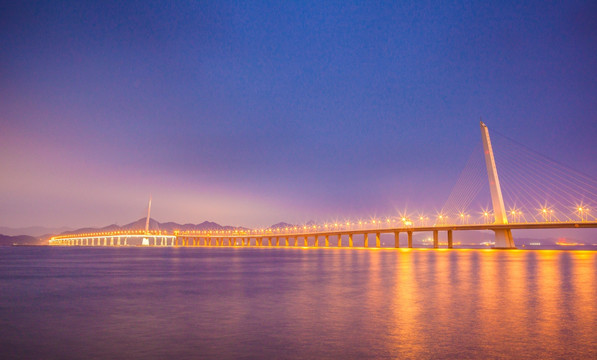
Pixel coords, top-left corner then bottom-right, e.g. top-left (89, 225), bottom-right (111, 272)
top-left (480, 121), bottom-right (516, 248)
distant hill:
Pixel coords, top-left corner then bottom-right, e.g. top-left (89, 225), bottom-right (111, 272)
top-left (5, 218), bottom-right (293, 244)
top-left (53, 218), bottom-right (246, 238)
top-left (0, 234), bottom-right (44, 246)
top-left (270, 222), bottom-right (296, 229)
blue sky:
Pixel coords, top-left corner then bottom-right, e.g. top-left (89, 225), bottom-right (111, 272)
top-left (1, 0), bottom-right (596, 228)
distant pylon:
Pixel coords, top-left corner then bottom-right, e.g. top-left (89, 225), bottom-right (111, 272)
top-left (145, 195), bottom-right (152, 233)
top-left (480, 121), bottom-right (515, 248)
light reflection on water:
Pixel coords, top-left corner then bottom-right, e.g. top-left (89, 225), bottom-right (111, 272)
top-left (0, 247), bottom-right (595, 359)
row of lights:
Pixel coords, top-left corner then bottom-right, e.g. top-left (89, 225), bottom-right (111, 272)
top-left (51, 204), bottom-right (594, 240)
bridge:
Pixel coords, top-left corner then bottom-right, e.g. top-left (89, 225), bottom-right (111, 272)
top-left (50, 122), bottom-right (597, 249)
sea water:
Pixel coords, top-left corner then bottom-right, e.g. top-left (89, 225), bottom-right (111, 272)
top-left (1, 246), bottom-right (595, 359)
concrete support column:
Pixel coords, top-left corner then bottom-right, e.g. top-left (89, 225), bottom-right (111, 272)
top-left (276, 237), bottom-right (280, 246)
top-left (294, 237), bottom-right (298, 246)
top-left (325, 235), bottom-right (329, 247)
top-left (314, 235), bottom-right (318, 247)
top-left (394, 232), bottom-right (400, 248)
top-left (349, 234), bottom-right (353, 247)
top-left (375, 233), bottom-right (381, 248)
top-left (448, 230), bottom-right (453, 249)
top-left (285, 237), bottom-right (289, 246)
top-left (407, 232), bottom-right (413, 248)
top-left (364, 233), bottom-right (368, 247)
top-left (433, 230), bottom-right (439, 248)
top-left (337, 234), bottom-right (342, 247)
top-left (304, 236), bottom-right (308, 247)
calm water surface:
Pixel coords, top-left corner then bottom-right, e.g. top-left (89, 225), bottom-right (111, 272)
top-left (1, 247), bottom-right (596, 359)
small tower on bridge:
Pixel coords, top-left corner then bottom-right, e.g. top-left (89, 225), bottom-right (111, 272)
top-left (141, 195), bottom-right (152, 246)
top-left (480, 122), bottom-right (516, 248)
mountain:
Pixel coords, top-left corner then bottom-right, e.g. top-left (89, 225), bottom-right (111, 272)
top-left (270, 222), bottom-right (296, 229)
top-left (0, 234), bottom-right (44, 246)
top-left (51, 218), bottom-right (245, 239)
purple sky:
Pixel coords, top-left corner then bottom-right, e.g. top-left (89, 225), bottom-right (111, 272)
top-left (1, 1), bottom-right (596, 229)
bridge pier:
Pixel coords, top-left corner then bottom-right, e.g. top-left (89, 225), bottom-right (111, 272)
top-left (364, 233), bottom-right (368, 247)
top-left (285, 237), bottom-right (289, 246)
top-left (407, 231), bottom-right (413, 248)
top-left (394, 231), bottom-right (400, 248)
top-left (303, 236), bottom-right (308, 247)
top-left (337, 234), bottom-right (342, 247)
top-left (325, 235), bottom-right (329, 247)
top-left (448, 230), bottom-right (453, 249)
top-left (349, 234), bottom-right (353, 247)
top-left (375, 232), bottom-right (380, 248)
top-left (433, 230), bottom-right (438, 248)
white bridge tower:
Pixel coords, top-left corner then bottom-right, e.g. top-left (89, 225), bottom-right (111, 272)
top-left (480, 122), bottom-right (516, 248)
top-left (141, 195), bottom-right (152, 246)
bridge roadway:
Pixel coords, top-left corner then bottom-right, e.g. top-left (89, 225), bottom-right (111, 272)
top-left (50, 221), bottom-right (597, 248)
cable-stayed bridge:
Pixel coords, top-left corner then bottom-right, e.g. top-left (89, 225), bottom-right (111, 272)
top-left (50, 122), bottom-right (597, 249)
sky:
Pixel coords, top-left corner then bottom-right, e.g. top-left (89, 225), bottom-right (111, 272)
top-left (1, 0), bottom-right (596, 229)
